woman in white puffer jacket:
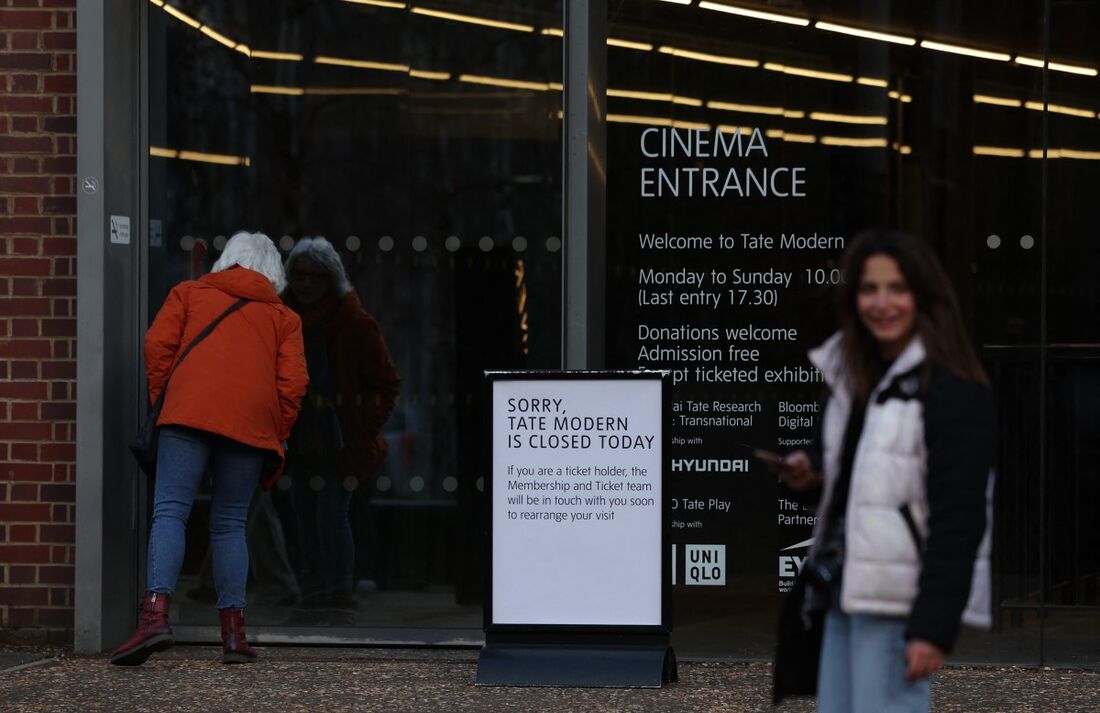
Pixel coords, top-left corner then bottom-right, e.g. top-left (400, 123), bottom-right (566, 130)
top-left (782, 229), bottom-right (995, 713)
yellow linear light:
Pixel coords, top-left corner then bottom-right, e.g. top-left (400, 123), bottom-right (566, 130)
top-left (919, 40), bottom-right (1010, 62)
top-left (548, 81), bottom-right (564, 91)
top-left (234, 44), bottom-right (251, 57)
top-left (808, 111), bottom-right (887, 125)
top-left (251, 50), bottom-right (304, 61)
top-left (607, 113), bottom-right (673, 127)
top-left (608, 37), bottom-right (654, 51)
top-left (717, 124), bottom-right (755, 135)
top-left (814, 21), bottom-right (916, 46)
top-left (783, 110), bottom-right (805, 118)
top-left (608, 89), bottom-right (702, 106)
top-left (410, 7), bottom-right (534, 33)
top-left (162, 4), bottom-right (201, 29)
top-left (409, 69), bottom-right (451, 81)
top-left (1028, 149), bottom-right (1045, 159)
top-left (251, 85), bottom-right (306, 95)
top-left (657, 46), bottom-right (758, 67)
top-left (315, 55), bottom-right (409, 72)
top-left (1015, 56), bottom-right (1097, 77)
top-left (857, 77), bottom-right (888, 88)
top-left (892, 142), bottom-right (913, 154)
top-left (458, 74), bottom-right (554, 91)
top-left (148, 0), bottom-right (164, 7)
top-left (305, 87), bottom-right (405, 96)
top-left (820, 136), bottom-right (888, 148)
top-left (1055, 148), bottom-right (1100, 160)
top-left (706, 100), bottom-right (784, 116)
top-left (1024, 101), bottom-right (1096, 118)
top-left (698, 1), bottom-right (810, 26)
top-left (974, 94), bottom-right (1021, 108)
top-left (764, 62), bottom-right (853, 83)
top-left (765, 129), bottom-right (784, 138)
top-left (541, 28), bottom-right (564, 37)
top-left (887, 90), bottom-right (912, 103)
top-left (199, 25), bottom-right (238, 50)
top-left (783, 133), bottom-right (816, 143)
top-left (342, 0), bottom-right (406, 7)
top-left (177, 150), bottom-right (251, 166)
top-left (657, 0), bottom-right (693, 4)
top-left (973, 146), bottom-right (1025, 157)
top-left (672, 120), bottom-right (712, 130)
top-left (149, 146), bottom-right (177, 158)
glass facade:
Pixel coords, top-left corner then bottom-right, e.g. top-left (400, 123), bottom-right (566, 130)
top-left (136, 0), bottom-right (1098, 664)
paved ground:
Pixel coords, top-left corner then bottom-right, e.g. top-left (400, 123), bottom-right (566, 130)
top-left (2, 645), bottom-right (1098, 712)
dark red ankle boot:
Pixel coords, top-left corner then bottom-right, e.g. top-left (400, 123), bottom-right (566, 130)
top-left (109, 592), bottom-right (174, 666)
top-left (219, 608), bottom-right (259, 664)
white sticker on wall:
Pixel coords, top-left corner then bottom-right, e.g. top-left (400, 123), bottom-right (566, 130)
top-left (110, 215), bottom-right (131, 245)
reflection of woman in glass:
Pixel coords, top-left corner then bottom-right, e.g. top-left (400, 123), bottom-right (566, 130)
top-left (283, 238), bottom-right (400, 624)
top-left (781, 230), bottom-right (995, 712)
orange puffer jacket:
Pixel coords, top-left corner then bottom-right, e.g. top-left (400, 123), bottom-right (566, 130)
top-left (144, 266), bottom-right (309, 487)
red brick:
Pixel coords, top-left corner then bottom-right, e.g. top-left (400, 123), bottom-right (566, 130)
top-left (39, 403), bottom-right (74, 423)
top-left (51, 340), bottom-right (68, 359)
top-left (42, 196), bottom-right (74, 214)
top-left (39, 445), bottom-right (74, 463)
top-left (10, 484), bottom-right (38, 500)
top-left (41, 115), bottom-right (75, 134)
top-left (0, 587), bottom-right (50, 606)
top-left (51, 216), bottom-right (70, 235)
top-left (50, 545), bottom-right (68, 563)
top-left (0, 381), bottom-right (47, 399)
top-left (38, 607), bottom-right (73, 627)
top-left (49, 381), bottom-right (65, 400)
top-left (11, 196), bottom-right (38, 215)
top-left (7, 608), bottom-right (35, 626)
top-left (12, 319), bottom-right (40, 337)
top-left (12, 238), bottom-right (39, 255)
top-left (10, 444), bottom-right (38, 461)
top-left (51, 298), bottom-right (68, 317)
top-left (41, 318), bottom-right (74, 335)
top-left (9, 32), bottom-right (40, 51)
top-left (50, 176), bottom-right (69, 194)
top-left (38, 526), bottom-right (73, 545)
top-left (41, 32), bottom-right (75, 51)
top-left (10, 74), bottom-right (39, 92)
top-left (2, 422), bottom-right (53, 440)
top-left (0, 52), bottom-right (50, 71)
top-left (41, 237), bottom-right (74, 255)
top-left (9, 524), bottom-right (36, 542)
top-left (0, 175), bottom-right (49, 193)
top-left (0, 339), bottom-right (52, 357)
top-left (11, 157), bottom-right (40, 173)
top-left (11, 116), bottom-right (38, 133)
top-left (42, 278), bottom-right (75, 297)
top-left (0, 135), bottom-right (52, 153)
top-left (0, 544), bottom-right (50, 563)
top-left (12, 277), bottom-right (38, 295)
top-left (9, 567), bottom-right (36, 585)
top-left (0, 11), bottom-right (53, 28)
top-left (40, 361), bottom-right (74, 379)
top-left (38, 565), bottom-right (73, 585)
top-left (52, 258), bottom-right (71, 276)
top-left (4, 463), bottom-right (52, 482)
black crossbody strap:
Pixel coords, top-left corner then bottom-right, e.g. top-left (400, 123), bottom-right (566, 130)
top-left (151, 297), bottom-right (250, 409)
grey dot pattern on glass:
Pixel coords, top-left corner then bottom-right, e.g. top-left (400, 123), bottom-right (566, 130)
top-left (986, 234), bottom-right (1001, 249)
top-left (1020, 234), bottom-right (1035, 250)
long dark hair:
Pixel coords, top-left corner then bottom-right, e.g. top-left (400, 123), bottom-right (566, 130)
top-left (837, 228), bottom-right (989, 400)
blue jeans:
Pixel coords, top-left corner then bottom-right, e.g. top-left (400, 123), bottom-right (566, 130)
top-left (147, 426), bottom-right (264, 609)
top-left (817, 607), bottom-right (932, 713)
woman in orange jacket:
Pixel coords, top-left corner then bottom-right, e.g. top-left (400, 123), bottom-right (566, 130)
top-left (111, 231), bottom-right (308, 666)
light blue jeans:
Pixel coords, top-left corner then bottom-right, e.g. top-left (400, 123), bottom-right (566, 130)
top-left (147, 426), bottom-right (264, 609)
top-left (817, 607), bottom-right (932, 713)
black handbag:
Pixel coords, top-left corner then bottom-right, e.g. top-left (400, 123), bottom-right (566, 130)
top-left (129, 298), bottom-right (250, 477)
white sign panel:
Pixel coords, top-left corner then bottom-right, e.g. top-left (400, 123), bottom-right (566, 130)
top-left (109, 215), bottom-right (131, 245)
top-left (492, 377), bottom-right (663, 626)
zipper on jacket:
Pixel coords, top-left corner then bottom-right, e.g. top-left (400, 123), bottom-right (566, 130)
top-left (898, 504), bottom-right (924, 560)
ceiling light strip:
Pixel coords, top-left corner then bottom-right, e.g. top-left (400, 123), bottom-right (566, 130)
top-left (919, 40), bottom-right (1010, 62)
top-left (814, 21), bottom-right (915, 46)
top-left (698, 1), bottom-right (810, 26)
top-left (410, 7), bottom-right (534, 32)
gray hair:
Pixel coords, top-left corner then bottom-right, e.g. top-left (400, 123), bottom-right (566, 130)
top-left (211, 231), bottom-right (287, 293)
top-left (284, 237), bottom-right (352, 295)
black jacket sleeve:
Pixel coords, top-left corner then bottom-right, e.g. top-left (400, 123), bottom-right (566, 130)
top-left (905, 367), bottom-right (996, 652)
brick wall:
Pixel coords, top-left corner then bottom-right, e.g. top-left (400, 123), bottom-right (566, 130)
top-left (0, 0), bottom-right (78, 636)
